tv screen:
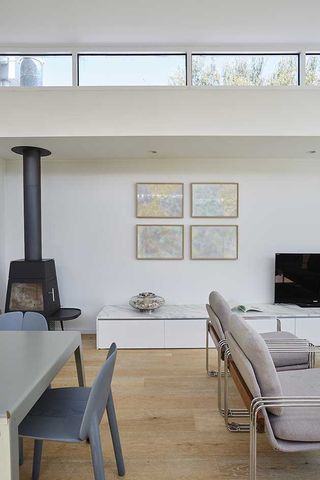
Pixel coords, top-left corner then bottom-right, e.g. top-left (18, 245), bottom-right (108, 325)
top-left (275, 253), bottom-right (320, 306)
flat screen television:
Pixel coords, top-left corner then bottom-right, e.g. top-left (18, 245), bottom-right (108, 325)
top-left (275, 253), bottom-right (320, 306)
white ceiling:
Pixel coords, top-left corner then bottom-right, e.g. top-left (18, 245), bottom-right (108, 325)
top-left (1, 136), bottom-right (320, 161)
top-left (0, 0), bottom-right (320, 47)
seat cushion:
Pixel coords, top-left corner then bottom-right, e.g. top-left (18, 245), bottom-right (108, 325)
top-left (269, 368), bottom-right (320, 442)
top-left (261, 331), bottom-right (310, 369)
top-left (19, 387), bottom-right (91, 442)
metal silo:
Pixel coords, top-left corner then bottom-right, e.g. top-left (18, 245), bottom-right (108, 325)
top-left (20, 56), bottom-right (44, 86)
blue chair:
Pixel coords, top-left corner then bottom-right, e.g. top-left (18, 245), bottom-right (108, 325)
top-left (22, 312), bottom-right (48, 331)
top-left (19, 343), bottom-right (125, 480)
top-left (0, 311), bottom-right (23, 330)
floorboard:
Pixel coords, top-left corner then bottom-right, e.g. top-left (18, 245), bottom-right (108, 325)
top-left (19, 335), bottom-right (320, 479)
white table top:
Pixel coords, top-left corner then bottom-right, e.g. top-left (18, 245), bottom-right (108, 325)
top-left (0, 331), bottom-right (81, 424)
top-left (97, 303), bottom-right (320, 321)
top-left (97, 304), bottom-right (208, 320)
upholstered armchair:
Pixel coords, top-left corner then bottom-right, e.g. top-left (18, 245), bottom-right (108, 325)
top-left (206, 291), bottom-right (312, 431)
top-left (226, 313), bottom-right (320, 480)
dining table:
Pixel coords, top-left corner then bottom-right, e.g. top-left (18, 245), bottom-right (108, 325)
top-left (0, 331), bottom-right (86, 479)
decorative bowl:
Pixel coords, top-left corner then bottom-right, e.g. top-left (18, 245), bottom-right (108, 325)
top-left (129, 292), bottom-right (165, 312)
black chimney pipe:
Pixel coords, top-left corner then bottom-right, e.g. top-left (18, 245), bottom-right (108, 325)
top-left (11, 146), bottom-right (51, 261)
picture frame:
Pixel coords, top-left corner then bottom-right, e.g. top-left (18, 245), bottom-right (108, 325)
top-left (136, 183), bottom-right (184, 218)
top-left (191, 183), bottom-right (239, 218)
top-left (190, 225), bottom-right (238, 260)
top-left (136, 225), bottom-right (184, 260)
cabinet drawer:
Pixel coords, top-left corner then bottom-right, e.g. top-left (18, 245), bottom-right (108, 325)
top-left (165, 319), bottom-right (206, 348)
top-left (296, 318), bottom-right (320, 346)
top-left (97, 320), bottom-right (165, 349)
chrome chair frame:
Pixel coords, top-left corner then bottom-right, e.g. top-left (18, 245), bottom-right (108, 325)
top-left (206, 318), bottom-right (222, 377)
top-left (223, 342), bottom-right (320, 433)
top-left (250, 396), bottom-right (320, 480)
top-left (264, 338), bottom-right (316, 369)
top-left (207, 319), bottom-right (249, 420)
top-left (223, 348), bottom-right (251, 432)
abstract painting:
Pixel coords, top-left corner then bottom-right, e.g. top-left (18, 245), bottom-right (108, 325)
top-left (136, 183), bottom-right (184, 218)
top-left (191, 183), bottom-right (238, 217)
top-left (191, 225), bottom-right (238, 260)
top-left (136, 225), bottom-right (184, 260)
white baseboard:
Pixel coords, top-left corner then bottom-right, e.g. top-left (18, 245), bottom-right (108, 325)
top-left (63, 328), bottom-right (96, 334)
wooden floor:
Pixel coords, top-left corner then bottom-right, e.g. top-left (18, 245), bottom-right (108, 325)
top-left (20, 335), bottom-right (320, 480)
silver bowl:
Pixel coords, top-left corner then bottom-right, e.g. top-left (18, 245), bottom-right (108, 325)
top-left (129, 292), bottom-right (165, 312)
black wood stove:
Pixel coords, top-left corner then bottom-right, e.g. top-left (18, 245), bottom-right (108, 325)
top-left (5, 146), bottom-right (81, 329)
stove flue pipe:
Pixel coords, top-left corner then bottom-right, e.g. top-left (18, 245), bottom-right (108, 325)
top-left (12, 146), bottom-right (51, 261)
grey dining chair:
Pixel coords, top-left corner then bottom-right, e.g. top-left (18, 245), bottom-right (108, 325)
top-left (0, 311), bottom-right (48, 465)
top-left (19, 342), bottom-right (125, 480)
top-left (226, 312), bottom-right (320, 480)
top-left (0, 311), bottom-right (23, 330)
top-left (22, 312), bottom-right (48, 331)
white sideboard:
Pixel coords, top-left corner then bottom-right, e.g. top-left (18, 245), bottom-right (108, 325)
top-left (96, 303), bottom-right (320, 349)
top-left (241, 304), bottom-right (320, 346)
top-left (96, 305), bottom-right (207, 349)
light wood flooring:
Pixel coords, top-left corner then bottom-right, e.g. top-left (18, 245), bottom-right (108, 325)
top-left (20, 335), bottom-right (320, 479)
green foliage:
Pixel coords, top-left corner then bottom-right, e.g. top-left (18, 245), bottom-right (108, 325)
top-left (192, 57), bottom-right (220, 86)
top-left (270, 56), bottom-right (297, 86)
top-left (168, 66), bottom-right (187, 86)
top-left (169, 55), bottom-right (299, 87)
top-left (306, 55), bottom-right (320, 86)
top-left (222, 56), bottom-right (265, 86)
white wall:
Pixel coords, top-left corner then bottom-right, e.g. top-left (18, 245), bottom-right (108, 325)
top-left (4, 156), bottom-right (320, 331)
top-left (0, 159), bottom-right (6, 312)
top-left (2, 87), bottom-right (320, 138)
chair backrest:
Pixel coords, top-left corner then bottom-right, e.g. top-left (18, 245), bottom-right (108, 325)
top-left (22, 312), bottom-right (48, 331)
top-left (208, 291), bottom-right (232, 333)
top-left (206, 304), bottom-right (225, 346)
top-left (0, 312), bottom-right (23, 330)
top-left (225, 331), bottom-right (261, 400)
top-left (227, 313), bottom-right (283, 416)
top-left (79, 343), bottom-right (117, 440)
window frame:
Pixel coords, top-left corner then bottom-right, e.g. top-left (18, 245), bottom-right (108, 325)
top-left (191, 52), bottom-right (301, 86)
top-left (0, 53), bottom-right (73, 87)
top-left (76, 52), bottom-right (187, 87)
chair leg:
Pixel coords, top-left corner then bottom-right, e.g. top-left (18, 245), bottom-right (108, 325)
top-left (250, 413), bottom-right (258, 480)
top-left (32, 440), bottom-right (43, 480)
top-left (223, 352), bottom-right (250, 432)
top-left (60, 321), bottom-right (64, 331)
top-left (107, 391), bottom-right (125, 476)
top-left (19, 437), bottom-right (24, 466)
top-left (89, 422), bottom-right (105, 480)
top-left (206, 320), bottom-right (219, 377)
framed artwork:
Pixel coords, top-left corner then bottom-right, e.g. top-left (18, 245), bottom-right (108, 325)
top-left (136, 225), bottom-right (184, 260)
top-left (190, 225), bottom-right (238, 260)
top-left (136, 183), bottom-right (184, 218)
top-left (191, 183), bottom-right (238, 218)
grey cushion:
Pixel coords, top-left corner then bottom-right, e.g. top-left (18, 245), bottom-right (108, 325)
top-left (269, 368), bottom-right (320, 442)
top-left (228, 313), bottom-right (283, 416)
top-left (206, 304), bottom-right (225, 346)
top-left (226, 332), bottom-right (261, 399)
top-left (261, 331), bottom-right (310, 369)
top-left (208, 291), bottom-right (232, 333)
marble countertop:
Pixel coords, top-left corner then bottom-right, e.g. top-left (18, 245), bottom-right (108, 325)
top-left (97, 302), bottom-right (320, 321)
top-left (239, 303), bottom-right (320, 318)
top-left (97, 304), bottom-right (208, 320)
